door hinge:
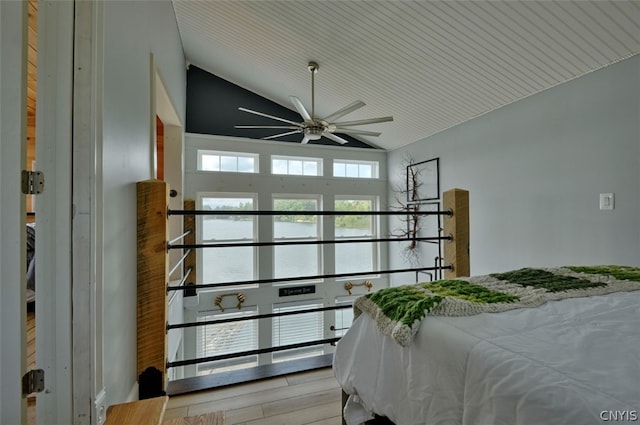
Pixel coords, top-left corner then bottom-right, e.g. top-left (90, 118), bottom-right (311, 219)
top-left (22, 369), bottom-right (45, 397)
top-left (21, 170), bottom-right (45, 195)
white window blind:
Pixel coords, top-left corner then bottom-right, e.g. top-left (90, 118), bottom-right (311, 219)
top-left (334, 298), bottom-right (355, 338)
top-left (272, 302), bottom-right (324, 362)
top-left (196, 308), bottom-right (258, 374)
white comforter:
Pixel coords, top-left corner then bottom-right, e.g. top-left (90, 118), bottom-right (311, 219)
top-left (333, 290), bottom-right (640, 425)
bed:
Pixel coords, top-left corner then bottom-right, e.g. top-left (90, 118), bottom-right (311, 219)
top-left (333, 266), bottom-right (640, 425)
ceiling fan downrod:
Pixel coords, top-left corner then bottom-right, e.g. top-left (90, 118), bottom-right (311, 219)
top-left (308, 61), bottom-right (318, 120)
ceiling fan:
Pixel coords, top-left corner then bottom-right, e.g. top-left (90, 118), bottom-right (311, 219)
top-left (235, 61), bottom-right (393, 145)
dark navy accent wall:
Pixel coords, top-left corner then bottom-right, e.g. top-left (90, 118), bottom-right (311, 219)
top-left (186, 66), bottom-right (375, 149)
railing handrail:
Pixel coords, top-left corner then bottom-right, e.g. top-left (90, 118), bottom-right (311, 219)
top-left (166, 265), bottom-right (451, 292)
top-left (167, 337), bottom-right (341, 368)
top-left (168, 209), bottom-right (452, 217)
top-left (168, 235), bottom-right (451, 250)
top-left (167, 304), bottom-right (352, 330)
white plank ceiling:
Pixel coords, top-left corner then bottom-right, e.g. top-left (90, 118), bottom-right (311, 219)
top-left (172, 1), bottom-right (640, 150)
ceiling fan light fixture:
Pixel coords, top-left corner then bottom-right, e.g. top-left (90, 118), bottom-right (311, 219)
top-left (304, 126), bottom-right (323, 140)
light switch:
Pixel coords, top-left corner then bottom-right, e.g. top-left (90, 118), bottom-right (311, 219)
top-left (599, 193), bottom-right (614, 210)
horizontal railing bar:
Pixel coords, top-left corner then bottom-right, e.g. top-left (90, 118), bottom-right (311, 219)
top-left (168, 236), bottom-right (451, 250)
top-left (168, 209), bottom-right (452, 217)
top-left (167, 265), bottom-right (451, 292)
top-left (167, 230), bottom-right (192, 246)
top-left (167, 337), bottom-right (341, 368)
top-left (167, 304), bottom-right (352, 331)
top-left (168, 249), bottom-right (192, 277)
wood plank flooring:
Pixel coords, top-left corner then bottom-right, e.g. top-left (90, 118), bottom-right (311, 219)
top-left (168, 355), bottom-right (334, 396)
top-left (165, 367), bottom-right (343, 425)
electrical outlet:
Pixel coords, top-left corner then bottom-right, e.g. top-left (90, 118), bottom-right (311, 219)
top-left (599, 193), bottom-right (614, 210)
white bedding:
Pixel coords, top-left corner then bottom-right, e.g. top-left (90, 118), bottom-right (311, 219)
top-left (333, 290), bottom-right (640, 425)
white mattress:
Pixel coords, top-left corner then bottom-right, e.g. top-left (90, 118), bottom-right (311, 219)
top-left (333, 290), bottom-right (640, 425)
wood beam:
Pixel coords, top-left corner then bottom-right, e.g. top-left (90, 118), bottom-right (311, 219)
top-left (137, 180), bottom-right (169, 386)
top-left (443, 188), bottom-right (470, 278)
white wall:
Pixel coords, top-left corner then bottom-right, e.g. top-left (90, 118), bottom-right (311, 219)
top-left (389, 55), bottom-right (640, 279)
top-left (101, 1), bottom-right (185, 406)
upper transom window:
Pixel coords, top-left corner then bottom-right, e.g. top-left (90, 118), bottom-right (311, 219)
top-left (272, 155), bottom-right (323, 176)
top-left (198, 150), bottom-right (259, 173)
top-left (333, 159), bottom-right (378, 178)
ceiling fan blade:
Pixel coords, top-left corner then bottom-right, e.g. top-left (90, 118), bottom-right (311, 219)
top-left (238, 107), bottom-right (302, 127)
top-left (262, 130), bottom-right (303, 140)
top-left (334, 116), bottom-right (394, 127)
top-left (323, 132), bottom-right (349, 145)
top-left (235, 125), bottom-right (301, 129)
top-left (321, 100), bottom-right (365, 123)
top-left (301, 134), bottom-right (312, 144)
top-left (290, 96), bottom-right (312, 122)
top-left (333, 128), bottom-right (382, 137)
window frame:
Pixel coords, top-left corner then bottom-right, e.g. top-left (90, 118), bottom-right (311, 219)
top-left (197, 192), bottom-right (259, 290)
top-left (334, 195), bottom-right (379, 276)
top-left (197, 149), bottom-right (259, 173)
top-left (272, 193), bottom-right (323, 283)
top-left (333, 159), bottom-right (379, 179)
top-left (271, 155), bottom-right (323, 176)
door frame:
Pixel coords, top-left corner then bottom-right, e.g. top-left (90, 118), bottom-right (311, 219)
top-left (34, 0), bottom-right (75, 423)
top-left (71, 1), bottom-right (106, 423)
top-left (0, 1), bottom-right (28, 423)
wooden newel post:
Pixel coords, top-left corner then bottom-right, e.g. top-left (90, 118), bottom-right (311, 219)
top-left (137, 179), bottom-right (169, 393)
top-left (443, 188), bottom-right (470, 278)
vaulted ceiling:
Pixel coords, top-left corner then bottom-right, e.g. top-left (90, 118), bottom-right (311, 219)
top-left (172, 1), bottom-right (640, 151)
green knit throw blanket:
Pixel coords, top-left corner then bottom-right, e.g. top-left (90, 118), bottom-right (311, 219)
top-left (353, 265), bottom-right (640, 347)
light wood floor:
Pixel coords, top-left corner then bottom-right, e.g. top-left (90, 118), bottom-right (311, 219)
top-left (165, 367), bottom-right (343, 425)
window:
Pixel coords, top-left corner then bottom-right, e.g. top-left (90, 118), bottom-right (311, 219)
top-left (272, 302), bottom-right (324, 362)
top-left (273, 196), bottom-right (321, 279)
top-left (196, 308), bottom-right (258, 375)
top-left (333, 159), bottom-right (379, 178)
top-left (334, 197), bottom-right (377, 274)
top-left (199, 194), bottom-right (257, 285)
top-left (272, 155), bottom-right (323, 176)
top-left (198, 150), bottom-right (258, 173)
